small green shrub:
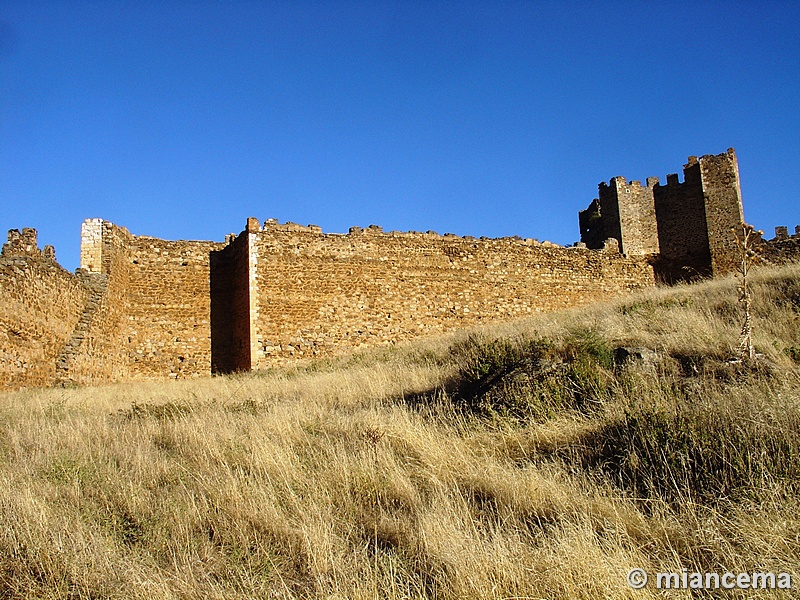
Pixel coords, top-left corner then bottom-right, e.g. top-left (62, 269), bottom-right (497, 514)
top-left (447, 329), bottom-right (615, 421)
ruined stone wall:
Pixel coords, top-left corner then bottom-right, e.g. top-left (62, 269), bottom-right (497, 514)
top-left (594, 185), bottom-right (622, 248)
top-left (79, 218), bottom-right (104, 273)
top-left (0, 232), bottom-right (88, 389)
top-left (761, 226), bottom-right (800, 265)
top-left (578, 199), bottom-right (605, 249)
top-left (652, 163), bottom-right (712, 280)
top-left (2, 221), bottom-right (228, 388)
top-left (248, 221), bottom-right (655, 367)
top-left (74, 221), bottom-right (225, 381)
top-left (3, 149), bottom-right (767, 389)
top-left (65, 222), bottom-right (134, 384)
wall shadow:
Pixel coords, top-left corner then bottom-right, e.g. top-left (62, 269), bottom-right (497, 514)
top-left (210, 236), bottom-right (251, 374)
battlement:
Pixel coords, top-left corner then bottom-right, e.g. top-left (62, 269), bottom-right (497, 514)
top-left (599, 176), bottom-right (659, 192)
top-left (2, 228), bottom-right (56, 261)
top-left (773, 225), bottom-right (800, 240)
top-left (252, 218), bottom-right (558, 247)
top-left (760, 225), bottom-right (800, 266)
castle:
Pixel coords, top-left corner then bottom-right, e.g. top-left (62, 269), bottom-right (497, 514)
top-left (1, 149), bottom-right (797, 389)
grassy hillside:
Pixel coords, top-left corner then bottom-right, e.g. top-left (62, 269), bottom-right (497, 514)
top-left (1, 263), bottom-right (799, 599)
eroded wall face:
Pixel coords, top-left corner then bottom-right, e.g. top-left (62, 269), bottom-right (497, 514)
top-left (3, 222), bottom-right (229, 387)
top-left (761, 235), bottom-right (800, 264)
top-left (250, 226), bottom-right (655, 367)
top-left (0, 256), bottom-right (88, 389)
top-left (578, 199), bottom-right (605, 249)
top-left (66, 223), bottom-right (134, 384)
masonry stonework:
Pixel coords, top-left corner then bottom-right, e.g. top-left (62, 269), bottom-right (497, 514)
top-left (761, 226), bottom-right (800, 265)
top-left (1, 149), bottom-right (795, 389)
top-left (1, 230), bottom-right (88, 388)
top-left (245, 223), bottom-right (653, 368)
top-left (580, 149), bottom-right (746, 282)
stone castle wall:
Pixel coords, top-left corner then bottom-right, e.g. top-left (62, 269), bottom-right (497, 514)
top-left (596, 176), bottom-right (660, 257)
top-left (122, 235), bottom-right (224, 380)
top-left (78, 220), bottom-right (226, 382)
top-left (698, 150), bottom-right (745, 274)
top-left (1, 148), bottom-right (794, 389)
top-left (761, 226), bottom-right (800, 265)
top-left (246, 222), bottom-right (653, 368)
top-left (652, 161), bottom-right (712, 279)
top-left (0, 230), bottom-right (89, 388)
top-left (0, 218), bottom-right (657, 389)
top-left (66, 220), bottom-right (133, 384)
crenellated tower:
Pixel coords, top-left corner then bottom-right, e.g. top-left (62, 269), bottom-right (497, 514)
top-left (580, 148), bottom-right (745, 282)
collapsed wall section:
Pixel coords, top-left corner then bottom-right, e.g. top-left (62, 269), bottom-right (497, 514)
top-left (65, 221), bottom-right (133, 384)
top-left (249, 222), bottom-right (655, 367)
top-left (72, 220), bottom-right (225, 382)
top-left (761, 226), bottom-right (800, 264)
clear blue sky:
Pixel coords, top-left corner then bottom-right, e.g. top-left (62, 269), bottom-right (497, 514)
top-left (2, 1), bottom-right (798, 271)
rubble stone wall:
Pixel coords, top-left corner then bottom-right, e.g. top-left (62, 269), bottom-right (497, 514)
top-left (698, 150), bottom-right (745, 274)
top-left (652, 161), bottom-right (712, 280)
top-left (52, 221), bottom-right (226, 384)
top-left (0, 234), bottom-right (88, 388)
top-left (4, 149), bottom-right (790, 389)
top-left (248, 222), bottom-right (655, 367)
top-left (119, 235), bottom-right (224, 380)
top-left (596, 177), bottom-right (659, 257)
top-left (761, 227), bottom-right (800, 265)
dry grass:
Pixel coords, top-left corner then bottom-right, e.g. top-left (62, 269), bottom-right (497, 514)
top-left (1, 263), bottom-right (799, 598)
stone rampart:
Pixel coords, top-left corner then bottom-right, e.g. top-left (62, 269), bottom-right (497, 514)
top-left (77, 221), bottom-right (225, 381)
top-left (2, 149), bottom-right (793, 389)
top-left (122, 235), bottom-right (224, 379)
top-left (65, 221), bottom-right (134, 384)
top-left (244, 221), bottom-right (654, 368)
top-left (0, 231), bottom-right (88, 388)
top-left (761, 226), bottom-right (800, 265)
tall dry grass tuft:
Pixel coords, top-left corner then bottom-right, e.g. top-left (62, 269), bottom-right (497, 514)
top-left (1, 261), bottom-right (799, 598)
